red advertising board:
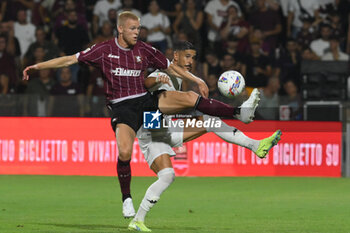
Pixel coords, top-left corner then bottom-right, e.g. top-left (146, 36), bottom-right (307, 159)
top-left (0, 117), bottom-right (342, 177)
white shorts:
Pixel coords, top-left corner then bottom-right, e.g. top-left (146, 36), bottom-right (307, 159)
top-left (137, 119), bottom-right (184, 167)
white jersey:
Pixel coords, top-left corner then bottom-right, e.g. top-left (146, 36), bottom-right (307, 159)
top-left (136, 69), bottom-right (184, 166)
top-left (147, 70), bottom-right (183, 92)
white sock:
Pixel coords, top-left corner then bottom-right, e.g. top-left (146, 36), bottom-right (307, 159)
top-left (203, 115), bottom-right (260, 152)
top-left (134, 168), bottom-right (175, 222)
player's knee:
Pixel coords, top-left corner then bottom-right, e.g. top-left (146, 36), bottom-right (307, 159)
top-left (118, 148), bottom-right (132, 160)
top-left (158, 167), bottom-right (175, 185)
top-left (163, 172), bottom-right (175, 185)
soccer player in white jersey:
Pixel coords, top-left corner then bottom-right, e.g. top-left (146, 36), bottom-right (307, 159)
top-left (128, 41), bottom-right (282, 231)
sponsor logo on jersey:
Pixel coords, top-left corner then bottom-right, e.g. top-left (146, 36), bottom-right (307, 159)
top-left (143, 110), bottom-right (161, 129)
top-left (108, 54), bottom-right (120, 59)
top-left (111, 68), bottom-right (141, 76)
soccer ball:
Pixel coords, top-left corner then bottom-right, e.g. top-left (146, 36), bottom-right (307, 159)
top-left (217, 70), bottom-right (245, 98)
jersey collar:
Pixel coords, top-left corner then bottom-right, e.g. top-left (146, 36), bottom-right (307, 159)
top-left (115, 37), bottom-right (131, 51)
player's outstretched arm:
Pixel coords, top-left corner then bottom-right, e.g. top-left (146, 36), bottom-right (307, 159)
top-left (166, 63), bottom-right (209, 97)
top-left (22, 55), bottom-right (78, 80)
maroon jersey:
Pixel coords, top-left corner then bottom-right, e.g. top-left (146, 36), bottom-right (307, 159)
top-left (76, 38), bottom-right (169, 102)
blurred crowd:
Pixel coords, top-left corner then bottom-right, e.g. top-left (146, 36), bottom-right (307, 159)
top-left (0, 0), bottom-right (349, 120)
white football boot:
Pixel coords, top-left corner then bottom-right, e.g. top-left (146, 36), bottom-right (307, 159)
top-left (123, 198), bottom-right (135, 218)
top-left (236, 88), bottom-right (260, 124)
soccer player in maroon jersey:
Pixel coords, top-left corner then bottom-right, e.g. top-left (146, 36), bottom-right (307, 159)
top-left (23, 11), bottom-right (258, 219)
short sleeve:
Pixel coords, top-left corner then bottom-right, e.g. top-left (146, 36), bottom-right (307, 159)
top-left (204, 1), bottom-right (215, 15)
top-left (143, 43), bottom-right (169, 70)
top-left (163, 14), bottom-right (170, 28)
top-left (147, 70), bottom-right (168, 79)
top-left (140, 14), bottom-right (150, 29)
top-left (76, 44), bottom-right (102, 67)
top-left (93, 2), bottom-right (101, 16)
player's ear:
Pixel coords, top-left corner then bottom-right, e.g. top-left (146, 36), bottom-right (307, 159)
top-left (117, 25), bottom-right (123, 34)
top-left (173, 51), bottom-right (178, 61)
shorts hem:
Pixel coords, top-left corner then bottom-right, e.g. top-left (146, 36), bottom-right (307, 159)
top-left (147, 151), bottom-right (176, 168)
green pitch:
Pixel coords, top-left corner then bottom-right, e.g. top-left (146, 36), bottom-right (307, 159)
top-left (0, 176), bottom-right (349, 233)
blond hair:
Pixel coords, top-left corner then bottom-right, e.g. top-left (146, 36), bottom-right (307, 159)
top-left (117, 11), bottom-right (140, 27)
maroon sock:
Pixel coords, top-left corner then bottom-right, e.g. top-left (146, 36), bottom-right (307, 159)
top-left (117, 158), bottom-right (132, 202)
top-left (195, 97), bottom-right (239, 118)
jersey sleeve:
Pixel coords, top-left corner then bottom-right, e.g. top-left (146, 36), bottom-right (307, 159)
top-left (143, 43), bottom-right (169, 70)
top-left (93, 2), bottom-right (102, 16)
top-left (76, 44), bottom-right (102, 67)
top-left (146, 70), bottom-right (176, 92)
top-left (204, 1), bottom-right (214, 15)
top-left (140, 15), bottom-right (149, 29)
top-left (163, 14), bottom-right (170, 28)
top-left (147, 70), bottom-right (168, 79)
